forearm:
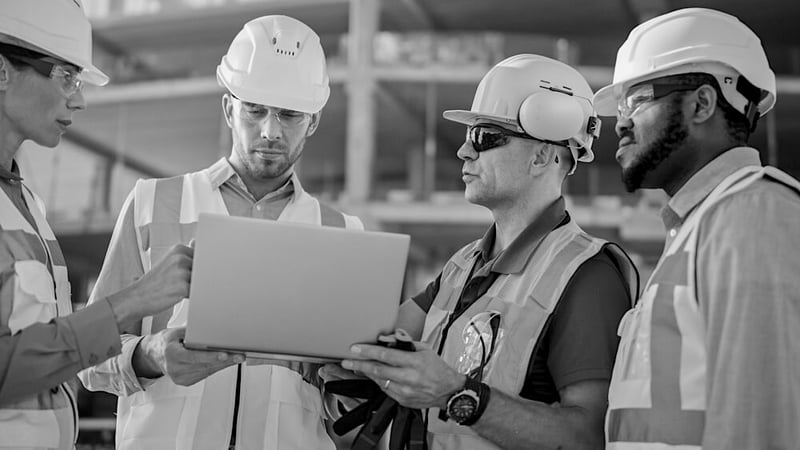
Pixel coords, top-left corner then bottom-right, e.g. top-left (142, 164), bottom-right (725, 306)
top-left (471, 388), bottom-right (604, 450)
top-left (0, 300), bottom-right (121, 404)
top-left (78, 332), bottom-right (159, 396)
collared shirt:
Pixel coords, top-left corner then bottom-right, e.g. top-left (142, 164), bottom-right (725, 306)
top-left (662, 147), bottom-right (800, 449)
top-left (79, 158), bottom-right (301, 394)
top-left (0, 160), bottom-right (121, 404)
top-left (413, 197), bottom-right (631, 402)
top-left (657, 147), bottom-right (800, 449)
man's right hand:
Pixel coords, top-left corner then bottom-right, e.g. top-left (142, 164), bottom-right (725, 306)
top-left (107, 243), bottom-right (193, 329)
top-left (134, 327), bottom-right (244, 386)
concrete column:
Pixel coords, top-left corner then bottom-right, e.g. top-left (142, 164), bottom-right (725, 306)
top-left (344, 0), bottom-right (380, 202)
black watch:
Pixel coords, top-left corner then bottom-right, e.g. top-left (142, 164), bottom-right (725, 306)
top-left (445, 377), bottom-right (489, 426)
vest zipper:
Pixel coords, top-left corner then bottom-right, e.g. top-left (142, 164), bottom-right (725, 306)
top-left (228, 364), bottom-right (243, 449)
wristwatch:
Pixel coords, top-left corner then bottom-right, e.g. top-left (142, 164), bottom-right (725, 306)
top-left (445, 377), bottom-right (490, 426)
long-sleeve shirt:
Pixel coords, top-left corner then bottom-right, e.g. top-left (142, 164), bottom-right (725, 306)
top-left (660, 147), bottom-right (800, 449)
top-left (79, 158), bottom-right (298, 395)
top-left (0, 161), bottom-right (121, 405)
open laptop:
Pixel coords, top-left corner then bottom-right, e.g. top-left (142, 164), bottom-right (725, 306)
top-left (184, 213), bottom-right (410, 363)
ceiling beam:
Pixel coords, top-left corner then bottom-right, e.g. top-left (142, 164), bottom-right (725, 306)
top-left (63, 129), bottom-right (167, 179)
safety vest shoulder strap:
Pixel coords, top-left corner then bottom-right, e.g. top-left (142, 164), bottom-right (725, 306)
top-left (319, 201), bottom-right (346, 228)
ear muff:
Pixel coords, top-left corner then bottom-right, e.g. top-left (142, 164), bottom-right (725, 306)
top-left (518, 91), bottom-right (586, 142)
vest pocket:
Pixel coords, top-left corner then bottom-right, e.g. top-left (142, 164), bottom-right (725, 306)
top-left (259, 366), bottom-right (334, 450)
top-left (9, 260), bottom-right (57, 334)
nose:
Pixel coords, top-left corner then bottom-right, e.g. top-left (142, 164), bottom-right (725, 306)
top-left (614, 114), bottom-right (632, 138)
top-left (67, 89), bottom-right (86, 111)
top-left (456, 141), bottom-right (478, 162)
top-left (260, 112), bottom-right (282, 141)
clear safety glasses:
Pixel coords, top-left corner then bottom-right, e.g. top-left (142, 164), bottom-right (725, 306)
top-left (618, 82), bottom-right (700, 119)
top-left (4, 52), bottom-right (82, 98)
top-left (467, 123), bottom-right (567, 152)
top-left (232, 94), bottom-right (311, 127)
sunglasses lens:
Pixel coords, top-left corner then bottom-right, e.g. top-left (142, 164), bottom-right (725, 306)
top-left (469, 126), bottom-right (508, 152)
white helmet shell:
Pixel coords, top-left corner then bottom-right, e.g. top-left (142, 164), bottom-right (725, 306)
top-left (217, 15), bottom-right (330, 113)
top-left (0, 0), bottom-right (108, 86)
top-left (594, 8), bottom-right (776, 119)
top-left (444, 54), bottom-right (601, 167)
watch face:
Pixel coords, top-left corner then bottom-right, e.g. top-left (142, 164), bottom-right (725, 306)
top-left (448, 393), bottom-right (478, 423)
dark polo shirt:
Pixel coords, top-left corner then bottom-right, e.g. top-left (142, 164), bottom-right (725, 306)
top-left (412, 197), bottom-right (632, 403)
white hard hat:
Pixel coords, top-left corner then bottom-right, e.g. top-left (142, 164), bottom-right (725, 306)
top-left (217, 15), bottom-right (330, 114)
top-left (0, 0), bottom-right (108, 86)
top-left (594, 8), bottom-right (775, 124)
top-left (444, 54), bottom-right (601, 168)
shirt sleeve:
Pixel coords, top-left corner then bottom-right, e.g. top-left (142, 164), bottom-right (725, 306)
top-left (77, 189), bottom-right (153, 396)
top-left (697, 181), bottom-right (800, 449)
top-left (409, 271), bottom-right (442, 314)
top-left (546, 249), bottom-right (632, 390)
top-left (0, 296), bottom-right (122, 404)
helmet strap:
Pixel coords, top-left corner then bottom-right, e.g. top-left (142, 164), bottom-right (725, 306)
top-left (735, 76), bottom-right (765, 132)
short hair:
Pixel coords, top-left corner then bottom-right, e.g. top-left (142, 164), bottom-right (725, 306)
top-left (659, 72), bottom-right (751, 143)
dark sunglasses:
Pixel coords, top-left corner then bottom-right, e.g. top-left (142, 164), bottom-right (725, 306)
top-left (467, 123), bottom-right (567, 152)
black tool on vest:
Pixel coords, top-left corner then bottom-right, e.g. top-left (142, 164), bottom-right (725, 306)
top-left (325, 330), bottom-right (427, 450)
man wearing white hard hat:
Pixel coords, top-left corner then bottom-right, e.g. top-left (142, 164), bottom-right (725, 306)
top-left (0, 1), bottom-right (193, 448)
top-left (79, 15), bottom-right (362, 450)
top-left (334, 54), bottom-right (638, 449)
top-left (594, 8), bottom-right (800, 449)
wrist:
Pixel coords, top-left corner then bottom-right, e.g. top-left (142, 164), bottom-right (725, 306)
top-left (443, 377), bottom-right (491, 426)
top-left (132, 335), bottom-right (163, 379)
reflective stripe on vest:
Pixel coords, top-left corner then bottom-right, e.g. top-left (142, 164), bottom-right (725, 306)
top-left (423, 220), bottom-right (638, 450)
top-left (116, 168), bottom-right (353, 450)
top-left (0, 183), bottom-right (76, 449)
top-left (607, 166), bottom-right (800, 449)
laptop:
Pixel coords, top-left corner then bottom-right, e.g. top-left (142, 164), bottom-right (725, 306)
top-left (184, 213), bottom-right (410, 363)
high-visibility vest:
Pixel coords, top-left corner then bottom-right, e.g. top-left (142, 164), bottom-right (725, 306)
top-left (422, 220), bottom-right (638, 450)
top-left (0, 183), bottom-right (77, 450)
top-left (606, 166), bottom-right (800, 449)
top-left (114, 168), bottom-right (362, 450)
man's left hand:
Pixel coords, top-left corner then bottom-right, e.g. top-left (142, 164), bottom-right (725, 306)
top-left (341, 343), bottom-right (465, 410)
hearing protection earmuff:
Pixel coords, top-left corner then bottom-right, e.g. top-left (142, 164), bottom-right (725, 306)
top-left (518, 81), bottom-right (600, 144)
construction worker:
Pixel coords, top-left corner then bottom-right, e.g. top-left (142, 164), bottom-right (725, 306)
top-left (0, 1), bottom-right (193, 448)
top-left (78, 15), bottom-right (363, 450)
top-left (593, 8), bottom-right (800, 449)
top-left (329, 54), bottom-right (639, 449)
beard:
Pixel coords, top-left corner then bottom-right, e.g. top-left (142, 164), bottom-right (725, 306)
top-left (622, 99), bottom-right (689, 192)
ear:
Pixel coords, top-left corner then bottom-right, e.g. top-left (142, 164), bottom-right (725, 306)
top-left (529, 142), bottom-right (555, 173)
top-left (0, 56), bottom-right (11, 90)
top-left (306, 111), bottom-right (321, 137)
top-left (690, 84), bottom-right (718, 124)
top-left (221, 93), bottom-right (233, 128)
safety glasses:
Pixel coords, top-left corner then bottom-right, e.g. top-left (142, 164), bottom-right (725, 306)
top-left (467, 123), bottom-right (566, 152)
top-left (618, 82), bottom-right (700, 119)
top-left (1, 47), bottom-right (82, 98)
top-left (231, 94), bottom-right (311, 127)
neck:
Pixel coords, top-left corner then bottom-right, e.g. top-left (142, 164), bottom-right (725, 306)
top-left (489, 186), bottom-right (560, 257)
top-left (0, 115), bottom-right (23, 172)
top-left (243, 170), bottom-right (292, 201)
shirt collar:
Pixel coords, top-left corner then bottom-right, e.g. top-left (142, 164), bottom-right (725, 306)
top-left (0, 160), bottom-right (23, 183)
top-left (661, 147), bottom-right (762, 229)
top-left (474, 197), bottom-right (568, 275)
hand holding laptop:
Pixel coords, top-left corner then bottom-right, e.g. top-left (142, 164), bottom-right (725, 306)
top-left (133, 327), bottom-right (245, 386)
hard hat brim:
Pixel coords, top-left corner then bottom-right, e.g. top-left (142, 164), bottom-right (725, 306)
top-left (79, 63), bottom-right (110, 86)
top-left (442, 109), bottom-right (520, 130)
top-left (592, 84), bottom-right (619, 117)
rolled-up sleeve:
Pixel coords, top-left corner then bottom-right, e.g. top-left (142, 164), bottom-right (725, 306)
top-left (78, 190), bottom-right (153, 396)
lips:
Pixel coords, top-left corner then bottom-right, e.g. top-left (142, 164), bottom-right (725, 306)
top-left (616, 136), bottom-right (634, 160)
top-left (56, 119), bottom-right (72, 130)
